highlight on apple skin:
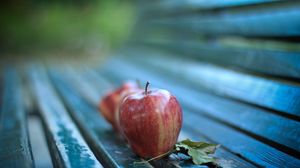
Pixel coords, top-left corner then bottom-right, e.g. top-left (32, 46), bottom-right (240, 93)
top-left (98, 81), bottom-right (140, 130)
top-left (119, 83), bottom-right (183, 158)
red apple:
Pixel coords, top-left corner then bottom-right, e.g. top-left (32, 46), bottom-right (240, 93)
top-left (99, 81), bottom-right (140, 130)
top-left (114, 87), bottom-right (142, 132)
top-left (119, 82), bottom-right (182, 158)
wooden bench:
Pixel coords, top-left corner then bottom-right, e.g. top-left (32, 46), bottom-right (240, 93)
top-left (1, 0), bottom-right (300, 167)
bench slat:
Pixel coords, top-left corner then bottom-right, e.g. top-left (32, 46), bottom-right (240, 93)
top-left (29, 67), bottom-right (103, 168)
top-left (61, 67), bottom-right (257, 168)
top-left (140, 0), bottom-right (277, 14)
top-left (130, 39), bottom-right (300, 78)
top-left (100, 58), bottom-right (300, 167)
top-left (0, 68), bottom-right (34, 168)
top-left (0, 73), bottom-right (2, 106)
top-left (141, 1), bottom-right (300, 37)
top-left (62, 67), bottom-right (113, 106)
top-left (135, 31), bottom-right (300, 52)
top-left (127, 55), bottom-right (300, 119)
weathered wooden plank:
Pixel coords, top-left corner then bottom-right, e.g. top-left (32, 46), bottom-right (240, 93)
top-left (0, 73), bottom-right (2, 108)
top-left (58, 67), bottom-right (257, 168)
top-left (29, 67), bottom-right (103, 168)
top-left (179, 127), bottom-right (257, 168)
top-left (140, 0), bottom-right (277, 14)
top-left (21, 70), bottom-right (37, 115)
top-left (126, 55), bottom-right (300, 118)
top-left (183, 109), bottom-right (300, 168)
top-left (48, 70), bottom-right (153, 168)
top-left (62, 67), bottom-right (113, 106)
top-left (100, 58), bottom-right (300, 167)
top-left (28, 116), bottom-right (53, 168)
top-left (134, 31), bottom-right (300, 52)
top-left (107, 57), bottom-right (300, 153)
top-left (129, 39), bottom-right (300, 78)
top-left (106, 58), bottom-right (300, 151)
top-left (141, 1), bottom-right (300, 37)
top-left (0, 68), bottom-right (34, 168)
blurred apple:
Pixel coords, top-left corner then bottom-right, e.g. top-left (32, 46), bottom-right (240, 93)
top-left (99, 81), bottom-right (140, 130)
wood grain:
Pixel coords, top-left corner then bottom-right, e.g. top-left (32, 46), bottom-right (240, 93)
top-left (129, 40), bottom-right (300, 79)
top-left (141, 1), bottom-right (300, 37)
top-left (100, 58), bottom-right (300, 167)
top-left (0, 68), bottom-right (34, 168)
top-left (29, 66), bottom-right (103, 168)
top-left (126, 55), bottom-right (300, 118)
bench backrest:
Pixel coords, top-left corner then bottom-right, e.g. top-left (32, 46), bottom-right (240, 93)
top-left (132, 0), bottom-right (300, 78)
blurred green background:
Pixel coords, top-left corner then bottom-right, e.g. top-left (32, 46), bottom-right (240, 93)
top-left (0, 0), bottom-right (136, 62)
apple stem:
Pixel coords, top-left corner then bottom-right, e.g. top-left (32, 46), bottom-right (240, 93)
top-left (145, 81), bottom-right (150, 95)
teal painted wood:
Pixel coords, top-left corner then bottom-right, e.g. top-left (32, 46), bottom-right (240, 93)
top-left (0, 68), bottom-right (34, 168)
top-left (107, 58), bottom-right (300, 150)
top-left (110, 60), bottom-right (300, 156)
top-left (140, 0), bottom-right (278, 14)
top-left (182, 109), bottom-right (300, 168)
top-left (29, 67), bottom-right (103, 168)
top-left (179, 127), bottom-right (257, 168)
top-left (133, 27), bottom-right (300, 52)
top-left (103, 58), bottom-right (300, 154)
top-left (127, 55), bottom-right (300, 118)
top-left (141, 1), bottom-right (300, 37)
top-left (49, 70), bottom-right (153, 168)
top-left (62, 67), bottom-right (253, 167)
top-left (61, 67), bottom-right (113, 106)
top-left (0, 73), bottom-right (2, 109)
top-left (100, 58), bottom-right (300, 167)
top-left (130, 39), bottom-right (300, 79)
